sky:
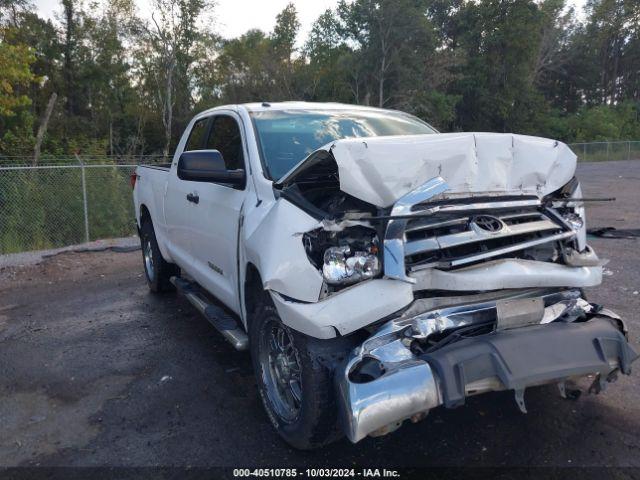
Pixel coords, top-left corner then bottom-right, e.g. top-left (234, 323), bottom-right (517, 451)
top-left (32, 0), bottom-right (340, 42)
top-left (32, 0), bottom-right (589, 43)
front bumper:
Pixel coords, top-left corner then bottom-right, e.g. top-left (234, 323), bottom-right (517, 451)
top-left (336, 292), bottom-right (638, 443)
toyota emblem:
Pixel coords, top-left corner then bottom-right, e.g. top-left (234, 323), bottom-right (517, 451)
top-left (471, 215), bottom-right (504, 233)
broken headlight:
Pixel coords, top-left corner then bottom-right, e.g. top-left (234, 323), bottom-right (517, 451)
top-left (303, 226), bottom-right (381, 289)
top-left (547, 176), bottom-right (587, 250)
top-left (562, 212), bottom-right (584, 231)
top-left (323, 246), bottom-right (380, 285)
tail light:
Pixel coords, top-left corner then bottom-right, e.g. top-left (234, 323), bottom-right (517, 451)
top-left (130, 172), bottom-right (137, 189)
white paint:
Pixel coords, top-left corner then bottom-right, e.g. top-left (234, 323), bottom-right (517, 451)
top-left (411, 259), bottom-right (602, 292)
top-left (245, 199), bottom-right (325, 303)
top-left (270, 279), bottom-right (414, 338)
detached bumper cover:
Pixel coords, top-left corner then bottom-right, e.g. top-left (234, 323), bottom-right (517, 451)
top-left (337, 314), bottom-right (638, 443)
top-left (422, 318), bottom-right (637, 409)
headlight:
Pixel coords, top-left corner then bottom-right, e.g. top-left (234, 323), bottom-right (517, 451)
top-left (322, 246), bottom-right (380, 285)
top-left (562, 212), bottom-right (584, 231)
top-left (547, 176), bottom-right (587, 251)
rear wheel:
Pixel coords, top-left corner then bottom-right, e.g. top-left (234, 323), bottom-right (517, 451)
top-left (140, 219), bottom-right (178, 293)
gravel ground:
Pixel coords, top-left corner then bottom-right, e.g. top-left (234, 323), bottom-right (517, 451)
top-left (0, 236), bottom-right (139, 269)
top-left (0, 160), bottom-right (639, 469)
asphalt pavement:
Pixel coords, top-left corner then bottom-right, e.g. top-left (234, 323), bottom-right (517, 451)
top-left (0, 160), bottom-right (639, 469)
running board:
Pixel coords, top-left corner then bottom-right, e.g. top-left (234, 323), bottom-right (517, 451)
top-left (170, 276), bottom-right (249, 351)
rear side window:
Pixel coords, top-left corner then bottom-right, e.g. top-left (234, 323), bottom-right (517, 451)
top-left (185, 118), bottom-right (209, 151)
top-left (206, 115), bottom-right (244, 170)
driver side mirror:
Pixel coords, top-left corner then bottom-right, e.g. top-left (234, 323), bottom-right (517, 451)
top-left (178, 150), bottom-right (245, 188)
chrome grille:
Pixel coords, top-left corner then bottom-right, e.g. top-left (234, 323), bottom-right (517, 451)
top-left (382, 177), bottom-right (576, 283)
top-left (405, 208), bottom-right (569, 271)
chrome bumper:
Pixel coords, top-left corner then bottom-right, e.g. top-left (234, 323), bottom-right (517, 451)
top-left (336, 290), bottom-right (637, 443)
top-left (337, 359), bottom-right (442, 443)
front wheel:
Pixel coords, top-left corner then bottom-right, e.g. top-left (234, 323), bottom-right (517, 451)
top-left (249, 295), bottom-right (348, 450)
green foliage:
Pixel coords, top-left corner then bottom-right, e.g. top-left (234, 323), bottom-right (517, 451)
top-left (0, 110), bottom-right (35, 154)
top-left (335, 0), bottom-right (439, 107)
top-left (454, 0), bottom-right (545, 132)
top-left (272, 3), bottom-right (300, 61)
top-left (568, 102), bottom-right (640, 142)
top-left (1, 0), bottom-right (640, 157)
top-left (0, 24), bottom-right (38, 156)
top-left (0, 165), bottom-right (136, 253)
top-left (410, 90), bottom-right (461, 132)
top-left (0, 39), bottom-right (35, 116)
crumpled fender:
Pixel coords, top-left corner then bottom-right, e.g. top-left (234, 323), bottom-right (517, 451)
top-left (244, 199), bottom-right (324, 303)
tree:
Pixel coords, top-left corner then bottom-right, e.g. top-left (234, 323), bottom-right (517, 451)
top-left (211, 5), bottom-right (307, 104)
top-left (60, 0), bottom-right (77, 119)
top-left (272, 2), bottom-right (299, 62)
top-left (138, 0), bottom-right (210, 156)
top-left (84, 0), bottom-right (138, 154)
top-left (214, 29), bottom-right (277, 103)
top-left (270, 3), bottom-right (301, 98)
top-left (453, 0), bottom-right (551, 132)
top-left (586, 0), bottom-right (640, 104)
top-left (304, 9), bottom-right (353, 102)
top-left (0, 26), bottom-right (37, 156)
top-left (336, 0), bottom-right (437, 107)
top-left (0, 40), bottom-right (35, 117)
top-left (0, 0), bottom-right (30, 27)
top-left (2, 0), bottom-right (640, 160)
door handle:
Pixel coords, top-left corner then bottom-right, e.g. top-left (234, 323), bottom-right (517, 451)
top-left (186, 193), bottom-right (199, 204)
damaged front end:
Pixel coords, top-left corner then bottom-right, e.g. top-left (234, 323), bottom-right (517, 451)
top-left (274, 133), bottom-right (605, 318)
top-left (269, 133), bottom-right (637, 442)
top-left (337, 288), bottom-right (637, 443)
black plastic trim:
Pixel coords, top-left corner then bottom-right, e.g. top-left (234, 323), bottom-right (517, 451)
top-left (421, 318), bottom-right (638, 408)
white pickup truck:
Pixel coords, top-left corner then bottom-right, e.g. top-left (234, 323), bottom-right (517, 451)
top-left (132, 102), bottom-right (637, 449)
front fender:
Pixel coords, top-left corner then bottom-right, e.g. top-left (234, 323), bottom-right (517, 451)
top-left (244, 199), bottom-right (324, 303)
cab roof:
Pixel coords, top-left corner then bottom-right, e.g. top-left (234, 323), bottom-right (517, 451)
top-left (242, 101), bottom-right (391, 113)
top-left (200, 101), bottom-right (399, 116)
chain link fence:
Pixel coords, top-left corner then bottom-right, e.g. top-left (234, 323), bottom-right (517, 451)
top-left (0, 156), bottom-right (166, 254)
top-left (1, 142), bottom-right (639, 255)
top-left (569, 141), bottom-right (640, 162)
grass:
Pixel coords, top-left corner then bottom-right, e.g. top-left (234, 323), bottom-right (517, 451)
top-left (0, 165), bottom-right (136, 254)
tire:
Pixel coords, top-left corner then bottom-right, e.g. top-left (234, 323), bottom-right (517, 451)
top-left (140, 219), bottom-right (178, 293)
top-left (249, 293), bottom-right (349, 450)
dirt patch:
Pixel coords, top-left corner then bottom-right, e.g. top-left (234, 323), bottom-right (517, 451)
top-left (0, 375), bottom-right (134, 465)
top-left (0, 249), bottom-right (141, 291)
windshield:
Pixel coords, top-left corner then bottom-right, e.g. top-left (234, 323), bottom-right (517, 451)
top-left (250, 109), bottom-right (437, 180)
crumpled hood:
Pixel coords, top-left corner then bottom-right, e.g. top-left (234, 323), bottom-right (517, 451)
top-left (279, 133), bottom-right (577, 208)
